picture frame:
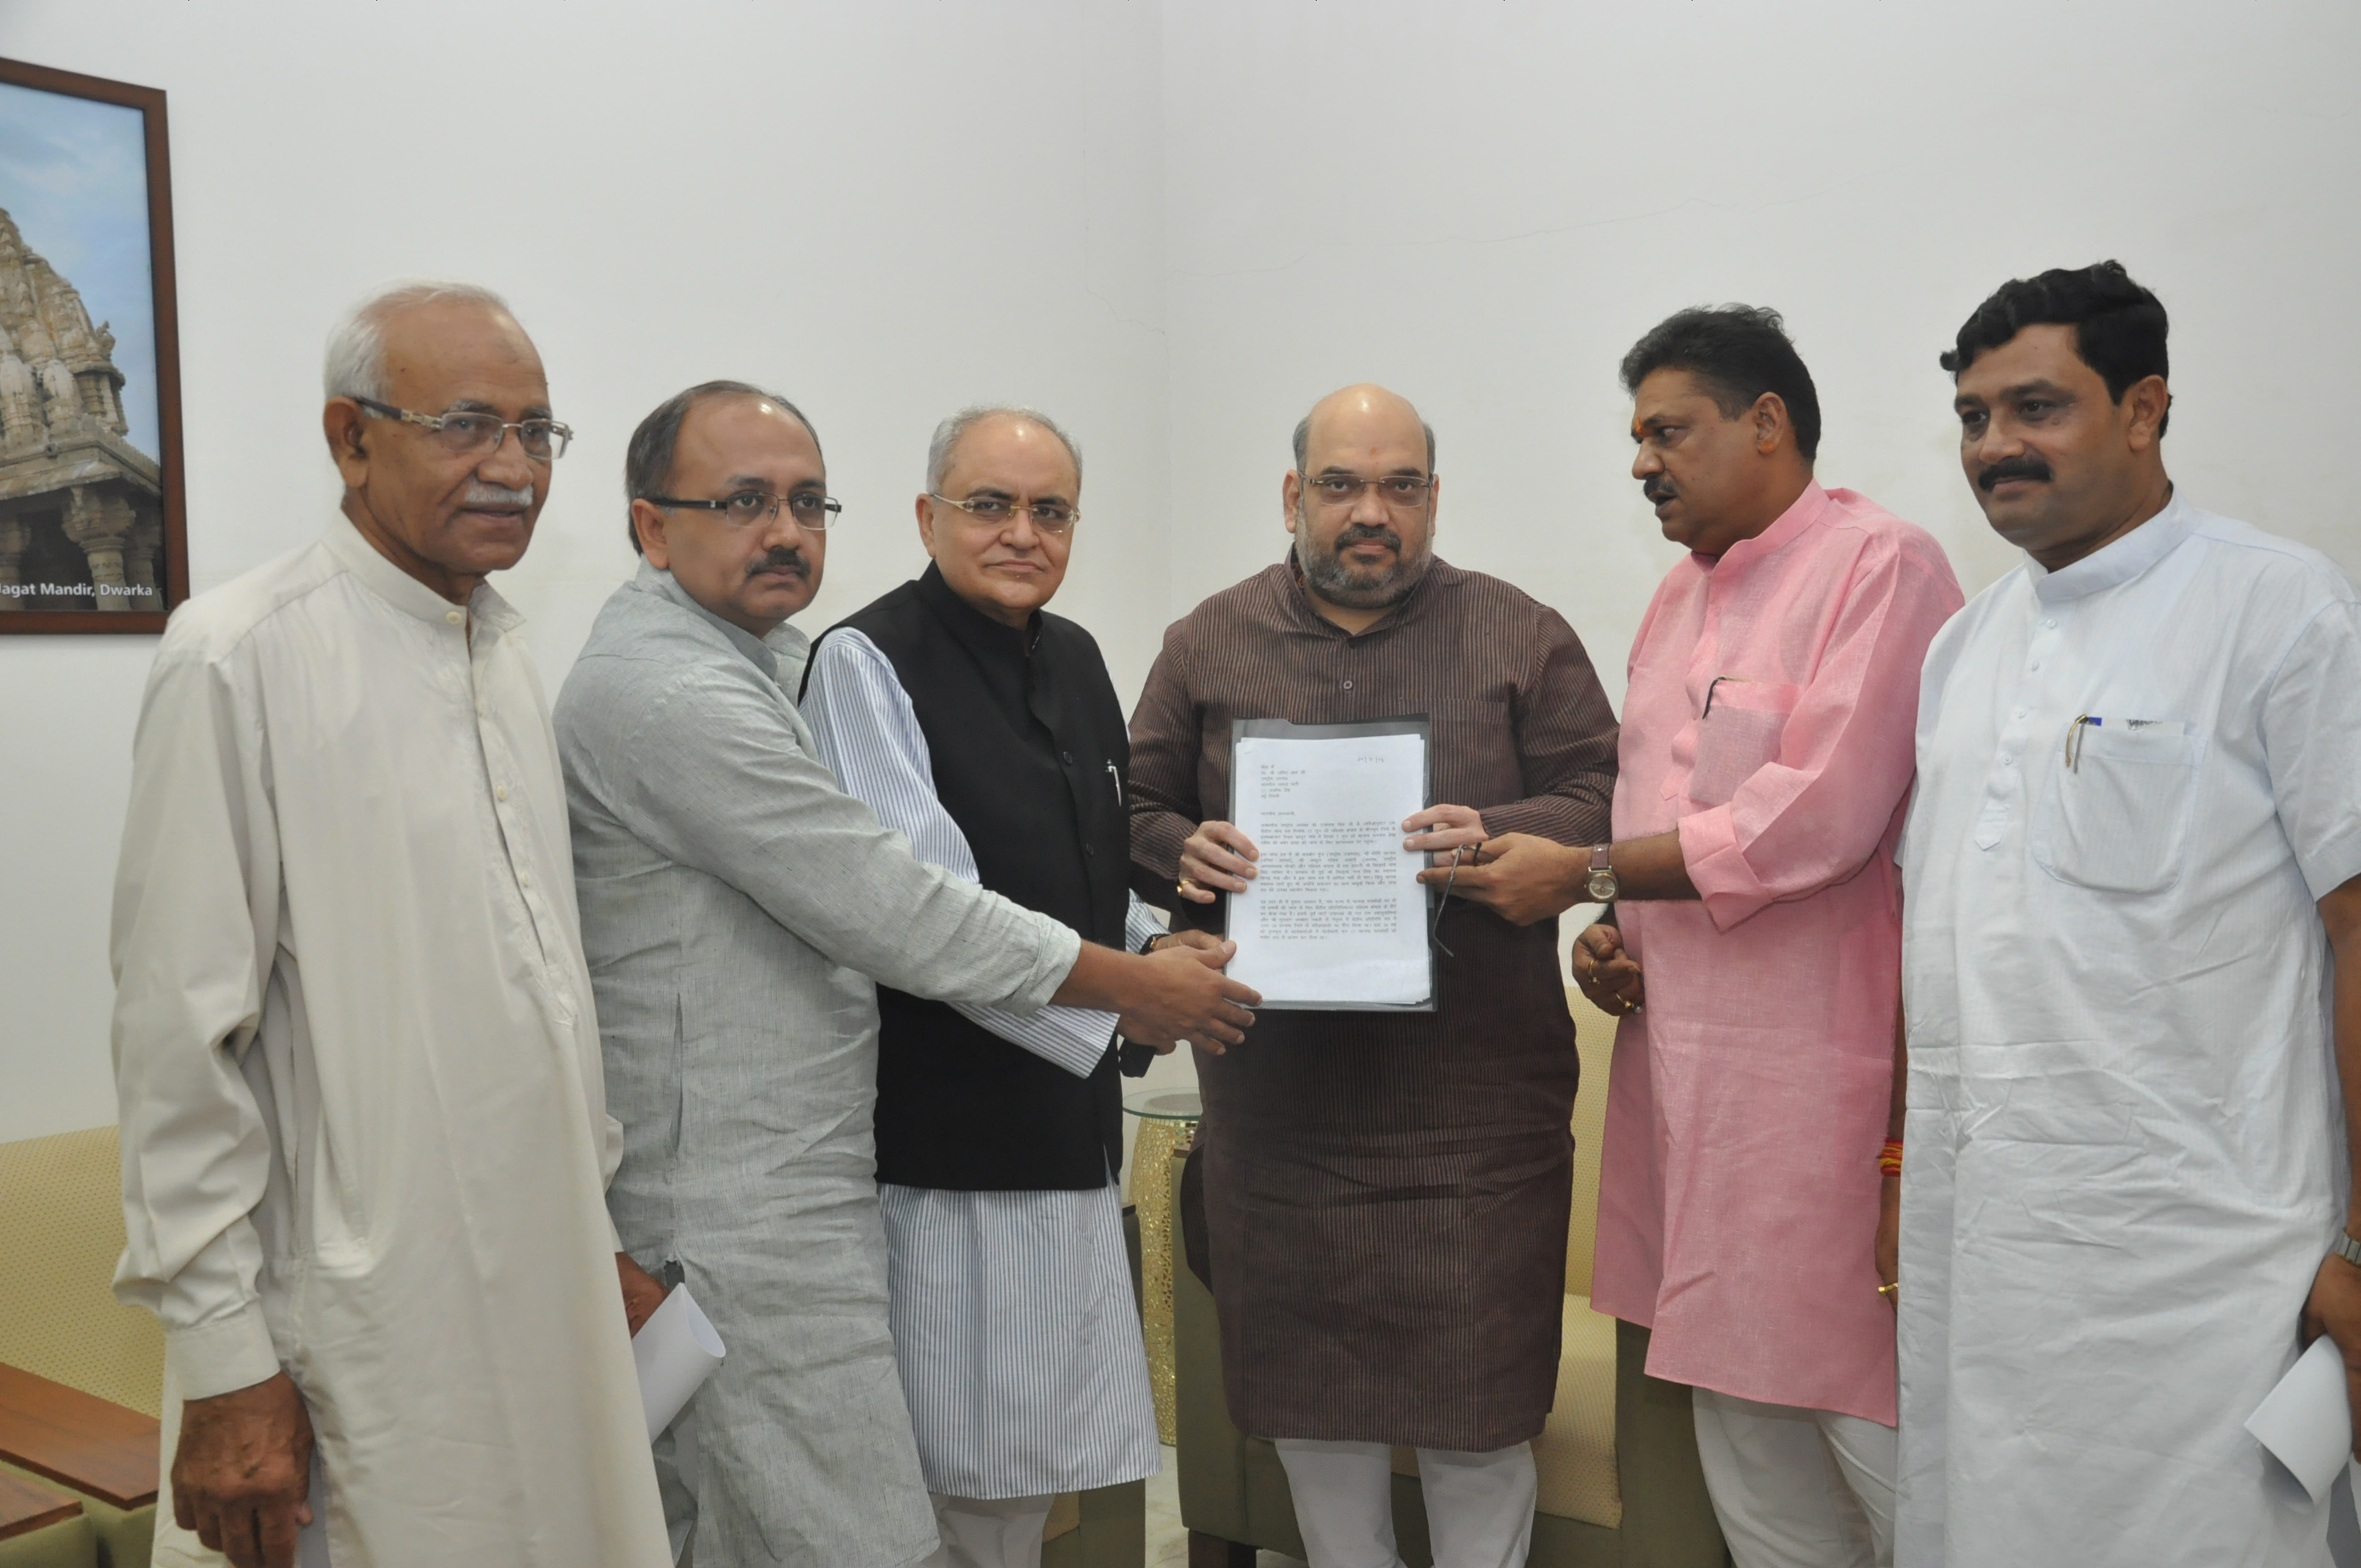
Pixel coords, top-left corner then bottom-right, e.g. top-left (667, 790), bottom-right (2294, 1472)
top-left (0, 57), bottom-right (185, 634)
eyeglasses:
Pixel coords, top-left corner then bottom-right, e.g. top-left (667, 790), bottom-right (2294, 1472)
top-left (355, 397), bottom-right (572, 461)
top-left (648, 488), bottom-right (845, 531)
top-left (928, 493), bottom-right (1078, 534)
top-left (1299, 471), bottom-right (1436, 510)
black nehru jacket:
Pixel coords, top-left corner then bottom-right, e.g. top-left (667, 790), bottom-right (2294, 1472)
top-left (808, 563), bottom-right (1134, 1191)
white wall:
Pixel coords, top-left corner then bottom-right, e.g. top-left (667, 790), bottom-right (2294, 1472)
top-left (0, 0), bottom-right (1172, 1140)
top-left (4, 0), bottom-right (2357, 1141)
top-left (1159, 0), bottom-right (2361, 705)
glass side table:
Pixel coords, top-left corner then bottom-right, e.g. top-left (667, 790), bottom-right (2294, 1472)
top-left (1123, 1087), bottom-right (1202, 1443)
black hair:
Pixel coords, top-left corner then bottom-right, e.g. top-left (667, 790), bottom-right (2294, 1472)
top-left (1619, 305), bottom-right (1821, 462)
top-left (623, 380), bottom-right (820, 554)
top-left (1940, 261), bottom-right (2170, 435)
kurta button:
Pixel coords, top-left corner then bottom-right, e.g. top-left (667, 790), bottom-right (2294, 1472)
top-left (496, 785), bottom-right (509, 802)
top-left (1085, 845), bottom-right (1098, 857)
top-left (1062, 751), bottom-right (1074, 765)
top-left (444, 609), bottom-right (463, 625)
top-left (519, 871), bottom-right (532, 888)
top-left (1343, 680), bottom-right (1355, 690)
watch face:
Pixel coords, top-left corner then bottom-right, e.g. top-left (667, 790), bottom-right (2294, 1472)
top-left (1586, 871), bottom-right (1617, 902)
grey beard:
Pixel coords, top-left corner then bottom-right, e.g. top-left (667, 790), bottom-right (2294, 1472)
top-left (1299, 530), bottom-right (1432, 609)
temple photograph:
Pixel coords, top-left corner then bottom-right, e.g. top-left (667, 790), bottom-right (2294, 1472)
top-left (0, 73), bottom-right (170, 621)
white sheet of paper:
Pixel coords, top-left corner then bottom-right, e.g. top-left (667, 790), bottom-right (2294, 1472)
top-left (634, 1282), bottom-right (727, 1442)
top-left (1228, 730), bottom-right (1429, 1007)
top-left (2248, 1334), bottom-right (2354, 1508)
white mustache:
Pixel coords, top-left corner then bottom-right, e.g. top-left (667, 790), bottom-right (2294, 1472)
top-left (462, 482), bottom-right (534, 509)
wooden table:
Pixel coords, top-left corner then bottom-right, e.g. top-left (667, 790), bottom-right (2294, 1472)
top-left (0, 1365), bottom-right (159, 1511)
top-left (0, 1468), bottom-right (79, 1543)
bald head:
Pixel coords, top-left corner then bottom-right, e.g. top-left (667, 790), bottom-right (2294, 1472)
top-left (1281, 383), bottom-right (1440, 630)
top-left (1292, 383), bottom-right (1436, 475)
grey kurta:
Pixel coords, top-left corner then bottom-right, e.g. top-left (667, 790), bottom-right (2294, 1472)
top-left (554, 565), bottom-right (1081, 1568)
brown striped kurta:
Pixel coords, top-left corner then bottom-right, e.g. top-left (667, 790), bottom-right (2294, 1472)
top-left (1128, 555), bottom-right (1617, 1451)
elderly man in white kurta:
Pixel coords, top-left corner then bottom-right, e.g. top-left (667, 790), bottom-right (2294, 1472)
top-left (109, 283), bottom-right (670, 1568)
top-left (1898, 261), bottom-right (2361, 1567)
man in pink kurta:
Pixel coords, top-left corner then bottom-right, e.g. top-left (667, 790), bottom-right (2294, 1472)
top-left (1441, 308), bottom-right (1959, 1567)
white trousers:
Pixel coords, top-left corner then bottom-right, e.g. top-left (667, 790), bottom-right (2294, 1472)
top-left (922, 1492), bottom-right (1054, 1568)
top-left (1273, 1438), bottom-right (1536, 1568)
top-left (1691, 1388), bottom-right (1896, 1568)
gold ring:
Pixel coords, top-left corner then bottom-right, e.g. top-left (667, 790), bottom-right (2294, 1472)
top-left (1877, 1282), bottom-right (1899, 1299)
top-left (1177, 876), bottom-right (1200, 895)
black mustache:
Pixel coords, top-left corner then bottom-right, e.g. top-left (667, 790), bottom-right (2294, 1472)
top-left (1977, 456), bottom-right (2053, 491)
top-left (1643, 479), bottom-right (1677, 505)
top-left (750, 549), bottom-right (810, 577)
top-left (1335, 524), bottom-right (1401, 550)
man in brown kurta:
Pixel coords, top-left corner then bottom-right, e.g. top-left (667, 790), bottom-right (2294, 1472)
top-left (1129, 385), bottom-right (1617, 1566)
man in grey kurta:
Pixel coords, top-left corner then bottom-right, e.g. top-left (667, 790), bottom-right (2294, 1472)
top-left (556, 382), bottom-right (1256, 1568)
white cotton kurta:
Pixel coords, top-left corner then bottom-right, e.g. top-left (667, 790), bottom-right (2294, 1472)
top-left (110, 518), bottom-right (668, 1568)
top-left (1897, 494), bottom-right (2361, 1567)
top-left (802, 627), bottom-right (1163, 1501)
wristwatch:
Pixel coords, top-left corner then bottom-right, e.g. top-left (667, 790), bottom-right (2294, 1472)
top-left (1585, 843), bottom-right (1620, 904)
top-left (2334, 1232), bottom-right (2361, 1269)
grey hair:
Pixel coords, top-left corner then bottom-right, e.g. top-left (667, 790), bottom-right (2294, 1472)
top-left (323, 280), bottom-right (515, 403)
top-left (926, 404), bottom-right (1083, 493)
top-left (623, 380), bottom-right (821, 554)
top-left (1291, 409), bottom-right (1437, 473)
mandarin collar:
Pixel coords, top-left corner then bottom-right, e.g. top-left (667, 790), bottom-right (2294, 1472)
top-left (322, 512), bottom-right (522, 634)
top-left (916, 560), bottom-right (1040, 658)
top-left (1702, 482), bottom-right (1827, 574)
top-left (636, 560), bottom-right (781, 681)
top-left (2028, 490), bottom-right (2194, 603)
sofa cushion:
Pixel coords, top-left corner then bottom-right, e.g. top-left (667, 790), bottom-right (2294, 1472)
top-left (1535, 1295), bottom-right (1620, 1528)
top-left (0, 1129), bottom-right (162, 1420)
top-left (1563, 989), bottom-right (1616, 1299)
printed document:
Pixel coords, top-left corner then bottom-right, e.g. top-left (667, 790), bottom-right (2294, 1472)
top-left (1226, 717), bottom-right (1433, 1009)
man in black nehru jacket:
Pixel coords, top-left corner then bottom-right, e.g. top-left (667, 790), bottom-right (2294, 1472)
top-left (802, 404), bottom-right (1227, 1568)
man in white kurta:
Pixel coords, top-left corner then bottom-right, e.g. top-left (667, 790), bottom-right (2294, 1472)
top-left (1898, 263), bottom-right (2361, 1565)
top-left (110, 285), bottom-right (668, 1568)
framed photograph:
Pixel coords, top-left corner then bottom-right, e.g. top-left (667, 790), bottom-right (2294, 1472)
top-left (0, 57), bottom-right (184, 633)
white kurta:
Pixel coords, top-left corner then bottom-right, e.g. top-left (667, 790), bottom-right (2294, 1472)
top-left (1897, 496), bottom-right (2361, 1566)
top-left (802, 627), bottom-right (1163, 1501)
top-left (110, 519), bottom-right (668, 1567)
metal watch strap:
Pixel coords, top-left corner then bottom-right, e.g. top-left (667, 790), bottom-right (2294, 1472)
top-left (2334, 1232), bottom-right (2361, 1268)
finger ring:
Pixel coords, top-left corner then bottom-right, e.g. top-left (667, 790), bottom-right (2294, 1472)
top-left (1177, 877), bottom-right (1199, 894)
top-left (1877, 1282), bottom-right (1899, 1299)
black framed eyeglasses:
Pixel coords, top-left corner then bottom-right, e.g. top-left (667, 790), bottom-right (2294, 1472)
top-left (354, 397), bottom-right (572, 461)
top-left (648, 489), bottom-right (844, 531)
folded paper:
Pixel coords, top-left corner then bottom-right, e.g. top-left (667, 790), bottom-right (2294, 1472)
top-left (634, 1284), bottom-right (726, 1442)
top-left (2247, 1334), bottom-right (2353, 1509)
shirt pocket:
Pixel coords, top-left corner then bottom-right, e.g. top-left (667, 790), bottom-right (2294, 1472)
top-left (1683, 681), bottom-right (1802, 807)
top-left (2031, 721), bottom-right (2206, 894)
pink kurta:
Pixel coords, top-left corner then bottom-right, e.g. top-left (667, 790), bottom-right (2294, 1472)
top-left (1589, 483), bottom-right (1962, 1423)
